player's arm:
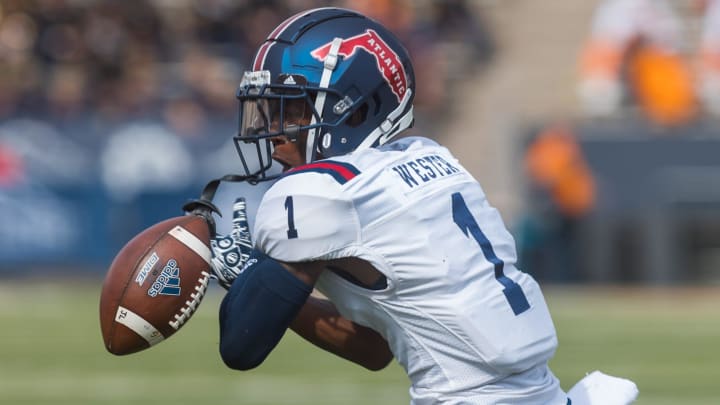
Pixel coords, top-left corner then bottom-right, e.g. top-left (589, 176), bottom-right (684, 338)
top-left (254, 183), bottom-right (393, 370)
top-left (217, 252), bottom-right (391, 371)
top-left (207, 198), bottom-right (309, 370)
top-left (287, 283), bottom-right (393, 371)
top-left (211, 221), bottom-right (390, 372)
top-left (216, 183), bottom-right (392, 371)
top-left (216, 248), bottom-right (313, 370)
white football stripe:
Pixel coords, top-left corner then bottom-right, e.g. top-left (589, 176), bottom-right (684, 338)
top-left (115, 306), bottom-right (165, 346)
top-left (168, 225), bottom-right (212, 265)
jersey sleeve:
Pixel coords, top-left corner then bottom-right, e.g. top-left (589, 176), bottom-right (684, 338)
top-left (253, 172), bottom-right (361, 263)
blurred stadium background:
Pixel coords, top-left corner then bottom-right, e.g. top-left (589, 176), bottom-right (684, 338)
top-left (1, 0), bottom-right (719, 404)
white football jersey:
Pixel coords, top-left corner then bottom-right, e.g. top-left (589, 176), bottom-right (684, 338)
top-left (254, 137), bottom-right (567, 404)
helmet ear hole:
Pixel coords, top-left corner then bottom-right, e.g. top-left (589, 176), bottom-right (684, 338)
top-left (347, 103), bottom-right (368, 128)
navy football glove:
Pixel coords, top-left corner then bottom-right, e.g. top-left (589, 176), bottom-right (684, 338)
top-left (210, 198), bottom-right (254, 290)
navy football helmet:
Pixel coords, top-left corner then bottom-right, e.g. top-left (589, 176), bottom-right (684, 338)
top-left (234, 7), bottom-right (415, 181)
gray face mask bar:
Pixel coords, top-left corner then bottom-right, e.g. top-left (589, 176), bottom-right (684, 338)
top-left (233, 69), bottom-right (350, 180)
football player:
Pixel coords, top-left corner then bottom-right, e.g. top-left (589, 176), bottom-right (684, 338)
top-left (206, 7), bottom-right (638, 404)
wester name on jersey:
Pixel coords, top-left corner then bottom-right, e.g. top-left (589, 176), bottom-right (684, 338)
top-left (390, 154), bottom-right (460, 188)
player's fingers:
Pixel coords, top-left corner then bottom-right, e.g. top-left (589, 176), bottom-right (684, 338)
top-left (231, 198), bottom-right (248, 224)
top-left (231, 198), bottom-right (250, 233)
top-left (230, 198), bottom-right (253, 247)
top-left (235, 228), bottom-right (253, 249)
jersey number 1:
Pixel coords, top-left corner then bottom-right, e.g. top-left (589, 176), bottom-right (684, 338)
top-left (451, 192), bottom-right (530, 315)
top-left (285, 196), bottom-right (298, 239)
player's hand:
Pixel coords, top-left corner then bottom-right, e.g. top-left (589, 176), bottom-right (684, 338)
top-left (210, 198), bottom-right (254, 290)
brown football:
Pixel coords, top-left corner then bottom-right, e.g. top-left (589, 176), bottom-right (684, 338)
top-left (99, 215), bottom-right (213, 355)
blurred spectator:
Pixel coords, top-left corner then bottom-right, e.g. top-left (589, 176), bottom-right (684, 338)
top-left (525, 125), bottom-right (596, 219)
top-left (518, 125), bottom-right (596, 282)
top-left (429, 0), bottom-right (496, 74)
top-left (578, 0), bottom-right (698, 126)
top-left (699, 0), bottom-right (720, 116)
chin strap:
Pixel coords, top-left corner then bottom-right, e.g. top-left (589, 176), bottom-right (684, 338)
top-left (356, 88), bottom-right (414, 152)
top-left (182, 173), bottom-right (259, 235)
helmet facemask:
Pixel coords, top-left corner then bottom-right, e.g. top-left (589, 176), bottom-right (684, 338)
top-left (234, 70), bottom-right (363, 181)
top-left (234, 71), bottom-right (314, 181)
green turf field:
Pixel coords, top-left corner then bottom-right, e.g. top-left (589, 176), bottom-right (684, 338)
top-left (0, 280), bottom-right (718, 404)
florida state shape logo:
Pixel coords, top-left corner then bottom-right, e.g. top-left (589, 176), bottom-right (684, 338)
top-left (311, 29), bottom-right (408, 102)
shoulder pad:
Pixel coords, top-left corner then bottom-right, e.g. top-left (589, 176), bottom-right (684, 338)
top-left (253, 167), bottom-right (360, 262)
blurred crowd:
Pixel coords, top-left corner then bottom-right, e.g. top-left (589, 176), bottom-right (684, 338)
top-left (0, 0), bottom-right (494, 193)
top-left (0, 0), bottom-right (495, 268)
top-left (577, 0), bottom-right (720, 126)
top-left (0, 0), bottom-right (493, 141)
top-left (528, 0), bottom-right (720, 227)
